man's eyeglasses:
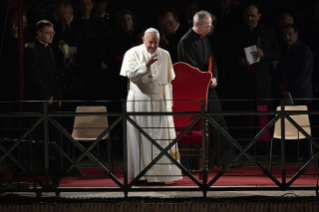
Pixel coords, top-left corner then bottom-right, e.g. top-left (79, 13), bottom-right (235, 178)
top-left (200, 25), bottom-right (214, 30)
top-left (41, 31), bottom-right (56, 35)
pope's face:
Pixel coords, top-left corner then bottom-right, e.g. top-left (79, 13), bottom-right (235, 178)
top-left (142, 32), bottom-right (159, 53)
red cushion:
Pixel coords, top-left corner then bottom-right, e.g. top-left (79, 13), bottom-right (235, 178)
top-left (176, 130), bottom-right (203, 145)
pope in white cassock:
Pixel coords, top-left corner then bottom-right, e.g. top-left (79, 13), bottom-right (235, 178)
top-left (120, 28), bottom-right (182, 183)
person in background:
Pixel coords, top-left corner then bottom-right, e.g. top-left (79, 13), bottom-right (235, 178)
top-left (227, 4), bottom-right (280, 148)
top-left (276, 13), bottom-right (294, 47)
top-left (0, 11), bottom-right (32, 138)
top-left (76, 0), bottom-right (108, 100)
top-left (180, 0), bottom-right (199, 28)
top-left (23, 20), bottom-right (62, 141)
top-left (111, 10), bottom-right (144, 100)
top-left (157, 9), bottom-right (188, 63)
top-left (276, 24), bottom-right (313, 106)
top-left (93, 0), bottom-right (115, 37)
top-left (275, 24), bottom-right (313, 162)
top-left (178, 11), bottom-right (239, 171)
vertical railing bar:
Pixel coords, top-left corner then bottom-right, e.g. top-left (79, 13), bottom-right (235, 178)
top-left (43, 103), bottom-right (50, 187)
top-left (201, 100), bottom-right (207, 199)
top-left (123, 101), bottom-right (128, 199)
top-left (280, 100), bottom-right (286, 190)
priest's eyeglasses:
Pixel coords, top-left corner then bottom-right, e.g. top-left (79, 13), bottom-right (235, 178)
top-left (200, 25), bottom-right (214, 30)
top-left (41, 31), bottom-right (56, 35)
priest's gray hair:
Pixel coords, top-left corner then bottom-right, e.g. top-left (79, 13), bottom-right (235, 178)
top-left (144, 28), bottom-right (160, 38)
top-left (193, 10), bottom-right (212, 26)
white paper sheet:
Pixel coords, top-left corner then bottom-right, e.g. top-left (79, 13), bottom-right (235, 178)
top-left (64, 46), bottom-right (77, 65)
top-left (244, 45), bottom-right (260, 65)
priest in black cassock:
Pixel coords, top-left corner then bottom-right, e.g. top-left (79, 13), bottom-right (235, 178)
top-left (24, 20), bottom-right (81, 180)
top-left (24, 20), bottom-right (62, 139)
top-left (177, 10), bottom-right (241, 171)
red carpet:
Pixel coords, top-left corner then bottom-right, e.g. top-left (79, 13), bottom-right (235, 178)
top-left (1, 166), bottom-right (318, 187)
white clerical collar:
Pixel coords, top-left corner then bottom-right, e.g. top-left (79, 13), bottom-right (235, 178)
top-left (36, 37), bottom-right (48, 47)
top-left (173, 23), bottom-right (180, 34)
top-left (82, 15), bottom-right (90, 19)
top-left (250, 23), bottom-right (258, 29)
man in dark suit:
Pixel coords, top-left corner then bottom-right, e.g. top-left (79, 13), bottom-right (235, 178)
top-left (76, 0), bottom-right (107, 64)
top-left (53, 2), bottom-right (89, 68)
top-left (227, 4), bottom-right (280, 145)
top-left (158, 9), bottom-right (189, 64)
top-left (179, 0), bottom-right (199, 28)
top-left (275, 24), bottom-right (313, 162)
top-left (276, 13), bottom-right (294, 48)
top-left (0, 13), bottom-right (32, 139)
top-left (23, 20), bottom-right (62, 141)
top-left (23, 20), bottom-right (82, 179)
top-left (93, 0), bottom-right (115, 37)
top-left (23, 20), bottom-right (62, 176)
top-left (54, 1), bottom-right (100, 100)
top-left (177, 11), bottom-right (239, 171)
top-left (276, 24), bottom-right (313, 105)
top-left (75, 0), bottom-right (108, 100)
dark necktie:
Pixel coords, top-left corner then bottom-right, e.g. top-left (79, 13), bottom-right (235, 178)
top-left (222, 11), bottom-right (226, 19)
top-left (45, 45), bottom-right (49, 53)
top-left (45, 45), bottom-right (51, 61)
top-left (64, 25), bottom-right (69, 40)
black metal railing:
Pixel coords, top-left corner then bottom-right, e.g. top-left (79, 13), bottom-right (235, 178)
top-left (0, 99), bottom-right (318, 198)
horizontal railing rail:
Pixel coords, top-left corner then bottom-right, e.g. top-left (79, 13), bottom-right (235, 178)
top-left (0, 100), bottom-right (318, 198)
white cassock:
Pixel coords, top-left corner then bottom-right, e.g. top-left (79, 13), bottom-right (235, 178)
top-left (120, 44), bottom-right (182, 182)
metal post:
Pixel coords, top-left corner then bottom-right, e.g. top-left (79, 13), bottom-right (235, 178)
top-left (280, 100), bottom-right (286, 189)
top-left (18, 0), bottom-right (24, 134)
top-left (122, 101), bottom-right (128, 199)
top-left (201, 100), bottom-right (207, 199)
top-left (43, 103), bottom-right (50, 187)
top-left (18, 0), bottom-right (24, 101)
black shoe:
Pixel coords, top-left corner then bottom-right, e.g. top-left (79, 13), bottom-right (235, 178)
top-left (222, 162), bottom-right (243, 172)
top-left (144, 182), bottom-right (165, 185)
top-left (51, 176), bottom-right (60, 188)
top-left (134, 180), bottom-right (147, 185)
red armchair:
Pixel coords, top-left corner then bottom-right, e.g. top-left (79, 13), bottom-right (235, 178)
top-left (172, 62), bottom-right (212, 180)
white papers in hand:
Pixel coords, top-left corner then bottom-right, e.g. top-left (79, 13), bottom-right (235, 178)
top-left (59, 44), bottom-right (68, 55)
top-left (66, 46), bottom-right (77, 58)
top-left (244, 45), bottom-right (260, 65)
top-left (64, 46), bottom-right (77, 64)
